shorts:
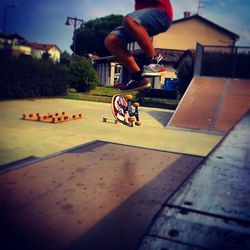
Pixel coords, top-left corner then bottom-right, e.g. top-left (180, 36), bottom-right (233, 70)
top-left (110, 8), bottom-right (172, 45)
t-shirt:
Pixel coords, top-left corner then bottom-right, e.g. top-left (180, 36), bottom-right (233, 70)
top-left (135, 0), bottom-right (173, 21)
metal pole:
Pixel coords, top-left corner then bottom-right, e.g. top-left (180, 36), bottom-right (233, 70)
top-left (73, 18), bottom-right (77, 56)
top-left (65, 17), bottom-right (84, 56)
top-left (3, 4), bottom-right (17, 34)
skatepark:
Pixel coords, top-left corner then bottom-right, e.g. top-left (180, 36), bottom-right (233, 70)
top-left (0, 74), bottom-right (249, 249)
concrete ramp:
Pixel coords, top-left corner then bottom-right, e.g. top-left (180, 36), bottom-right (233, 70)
top-left (0, 141), bottom-right (203, 250)
top-left (168, 76), bottom-right (250, 133)
top-left (139, 111), bottom-right (250, 250)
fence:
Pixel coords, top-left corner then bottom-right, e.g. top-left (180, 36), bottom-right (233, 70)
top-left (194, 43), bottom-right (250, 79)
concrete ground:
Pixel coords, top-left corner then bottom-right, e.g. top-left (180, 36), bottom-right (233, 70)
top-left (0, 98), bottom-right (221, 166)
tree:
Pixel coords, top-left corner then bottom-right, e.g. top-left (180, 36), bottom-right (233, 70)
top-left (72, 14), bottom-right (123, 56)
top-left (60, 51), bottom-right (72, 68)
top-left (68, 57), bottom-right (98, 92)
top-left (42, 50), bottom-right (51, 61)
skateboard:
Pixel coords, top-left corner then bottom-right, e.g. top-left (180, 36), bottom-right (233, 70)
top-left (111, 94), bottom-right (141, 127)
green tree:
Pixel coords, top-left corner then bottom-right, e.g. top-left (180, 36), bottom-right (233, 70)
top-left (60, 50), bottom-right (72, 67)
top-left (72, 14), bottom-right (123, 56)
top-left (68, 57), bottom-right (98, 92)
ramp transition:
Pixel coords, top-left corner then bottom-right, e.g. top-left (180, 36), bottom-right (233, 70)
top-left (168, 76), bottom-right (250, 134)
top-left (0, 141), bottom-right (203, 250)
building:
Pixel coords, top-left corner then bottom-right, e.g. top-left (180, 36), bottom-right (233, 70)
top-left (94, 13), bottom-right (240, 88)
top-left (153, 13), bottom-right (239, 50)
top-left (0, 33), bottom-right (31, 56)
top-left (0, 32), bottom-right (62, 63)
top-left (26, 42), bottom-right (62, 63)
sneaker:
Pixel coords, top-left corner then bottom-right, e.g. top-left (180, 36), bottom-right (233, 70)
top-left (142, 54), bottom-right (166, 77)
top-left (113, 82), bottom-right (126, 89)
top-left (118, 78), bottom-right (151, 91)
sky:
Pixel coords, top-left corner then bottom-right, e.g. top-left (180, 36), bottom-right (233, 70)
top-left (0, 0), bottom-right (250, 53)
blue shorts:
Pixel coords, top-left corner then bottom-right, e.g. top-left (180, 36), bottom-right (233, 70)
top-left (111, 8), bottom-right (172, 44)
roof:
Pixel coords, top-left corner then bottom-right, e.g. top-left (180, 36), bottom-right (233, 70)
top-left (93, 49), bottom-right (188, 64)
top-left (173, 14), bottom-right (239, 41)
top-left (27, 42), bottom-right (62, 53)
top-left (0, 32), bottom-right (62, 52)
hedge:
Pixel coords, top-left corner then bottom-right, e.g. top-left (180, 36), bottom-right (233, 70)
top-left (0, 54), bottom-right (69, 98)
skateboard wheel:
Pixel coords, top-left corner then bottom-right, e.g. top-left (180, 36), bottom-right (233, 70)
top-left (125, 95), bottom-right (133, 100)
top-left (133, 102), bottom-right (140, 107)
top-left (128, 116), bottom-right (135, 122)
top-left (135, 121), bottom-right (142, 126)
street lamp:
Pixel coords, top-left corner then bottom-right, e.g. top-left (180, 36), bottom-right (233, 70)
top-left (65, 16), bottom-right (85, 56)
top-left (3, 3), bottom-right (18, 34)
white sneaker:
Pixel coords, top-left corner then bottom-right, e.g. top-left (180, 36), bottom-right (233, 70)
top-left (142, 54), bottom-right (166, 77)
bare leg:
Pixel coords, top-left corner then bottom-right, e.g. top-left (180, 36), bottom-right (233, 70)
top-left (104, 34), bottom-right (140, 74)
top-left (123, 15), bottom-right (156, 59)
top-left (104, 15), bottom-right (156, 74)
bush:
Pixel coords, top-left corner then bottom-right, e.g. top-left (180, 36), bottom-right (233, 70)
top-left (176, 54), bottom-right (194, 96)
top-left (68, 57), bottom-right (98, 92)
top-left (0, 54), bottom-right (69, 98)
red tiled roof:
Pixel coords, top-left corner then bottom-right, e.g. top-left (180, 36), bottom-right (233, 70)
top-left (27, 42), bottom-right (61, 52)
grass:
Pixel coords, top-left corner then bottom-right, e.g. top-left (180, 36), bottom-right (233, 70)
top-left (64, 86), bottom-right (137, 103)
top-left (63, 86), bottom-right (179, 109)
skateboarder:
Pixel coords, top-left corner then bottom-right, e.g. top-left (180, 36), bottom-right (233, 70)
top-left (105, 0), bottom-right (173, 91)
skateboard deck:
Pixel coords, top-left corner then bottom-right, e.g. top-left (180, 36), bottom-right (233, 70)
top-left (111, 94), bottom-right (141, 127)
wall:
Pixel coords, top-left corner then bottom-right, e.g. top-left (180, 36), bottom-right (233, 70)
top-left (49, 47), bottom-right (61, 62)
top-left (153, 18), bottom-right (235, 50)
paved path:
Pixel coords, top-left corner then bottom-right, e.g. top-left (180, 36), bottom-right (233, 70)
top-left (0, 98), bottom-right (221, 166)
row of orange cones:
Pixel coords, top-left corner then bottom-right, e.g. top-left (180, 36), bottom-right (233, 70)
top-left (23, 112), bottom-right (83, 123)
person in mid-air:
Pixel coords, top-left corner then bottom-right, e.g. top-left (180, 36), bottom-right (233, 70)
top-left (105, 0), bottom-right (173, 91)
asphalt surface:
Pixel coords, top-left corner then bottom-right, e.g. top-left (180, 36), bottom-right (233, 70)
top-left (0, 98), bottom-right (221, 166)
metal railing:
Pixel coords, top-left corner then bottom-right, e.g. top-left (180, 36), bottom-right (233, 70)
top-left (194, 43), bottom-right (250, 79)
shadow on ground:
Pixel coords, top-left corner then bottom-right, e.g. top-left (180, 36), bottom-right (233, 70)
top-left (148, 110), bottom-right (173, 127)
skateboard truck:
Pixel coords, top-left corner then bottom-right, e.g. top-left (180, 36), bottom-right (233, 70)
top-left (125, 95), bottom-right (141, 127)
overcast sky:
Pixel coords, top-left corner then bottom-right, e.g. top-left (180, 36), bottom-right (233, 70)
top-left (0, 0), bottom-right (249, 53)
